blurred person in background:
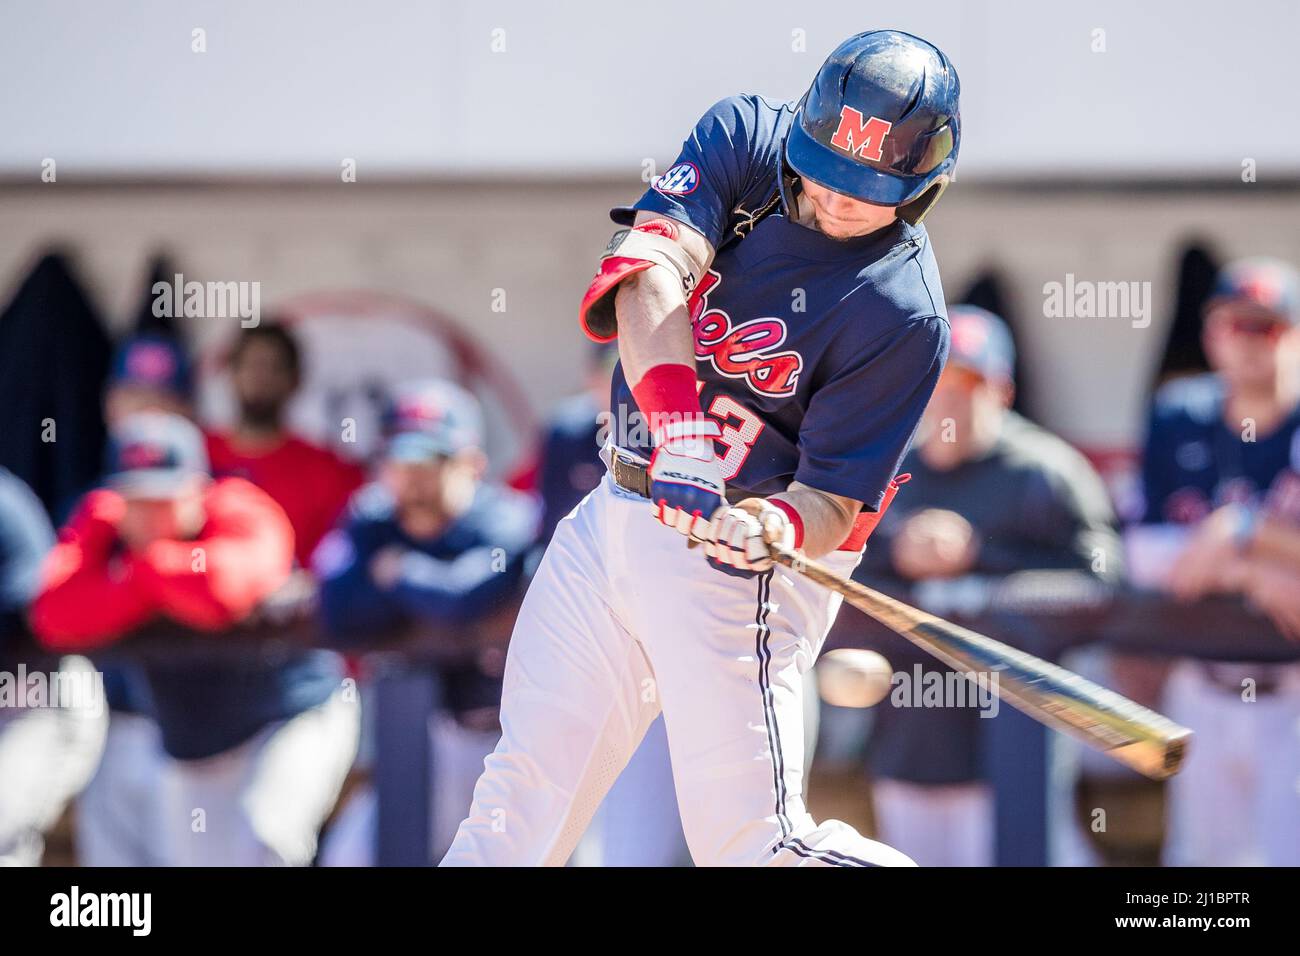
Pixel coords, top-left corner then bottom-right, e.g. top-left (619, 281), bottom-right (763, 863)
top-left (205, 322), bottom-right (365, 569)
top-left (103, 333), bottom-right (194, 429)
top-left (314, 380), bottom-right (537, 862)
top-left (1179, 508), bottom-right (1300, 640)
top-left (31, 412), bottom-right (358, 866)
top-left (203, 323), bottom-right (366, 859)
top-left (1139, 257), bottom-right (1300, 866)
top-left (76, 332), bottom-right (196, 867)
top-left (0, 467), bottom-right (105, 865)
top-left (857, 306), bottom-right (1122, 866)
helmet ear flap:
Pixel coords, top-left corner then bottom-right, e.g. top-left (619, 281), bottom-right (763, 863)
top-left (897, 176), bottom-right (950, 225)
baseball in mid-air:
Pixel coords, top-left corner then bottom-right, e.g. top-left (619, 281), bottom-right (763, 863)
top-left (816, 648), bottom-right (894, 708)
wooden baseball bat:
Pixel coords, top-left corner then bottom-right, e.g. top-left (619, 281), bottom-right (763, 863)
top-left (772, 545), bottom-right (1191, 780)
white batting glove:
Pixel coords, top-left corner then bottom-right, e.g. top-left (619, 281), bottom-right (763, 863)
top-left (648, 420), bottom-right (726, 542)
top-left (703, 500), bottom-right (795, 572)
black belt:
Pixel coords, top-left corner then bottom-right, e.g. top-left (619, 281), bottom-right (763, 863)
top-left (608, 449), bottom-right (751, 505)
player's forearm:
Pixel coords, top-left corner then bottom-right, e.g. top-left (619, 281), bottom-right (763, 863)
top-left (770, 483), bottom-right (861, 559)
top-left (614, 267), bottom-right (697, 388)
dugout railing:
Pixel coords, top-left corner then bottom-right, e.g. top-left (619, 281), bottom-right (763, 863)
top-left (9, 578), bottom-right (1297, 866)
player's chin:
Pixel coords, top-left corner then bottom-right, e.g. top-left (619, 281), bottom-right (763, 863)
top-left (814, 215), bottom-right (873, 241)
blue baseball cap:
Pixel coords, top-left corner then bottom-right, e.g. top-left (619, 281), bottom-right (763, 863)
top-left (946, 305), bottom-right (1016, 384)
top-left (1207, 258), bottom-right (1300, 325)
top-left (384, 380), bottom-right (484, 462)
top-left (109, 334), bottom-right (193, 399)
top-left (106, 411), bottom-right (210, 498)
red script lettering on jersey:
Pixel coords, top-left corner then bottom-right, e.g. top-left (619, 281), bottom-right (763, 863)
top-left (689, 270), bottom-right (803, 397)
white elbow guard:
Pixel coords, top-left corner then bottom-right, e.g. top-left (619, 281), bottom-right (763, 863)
top-left (578, 218), bottom-right (701, 342)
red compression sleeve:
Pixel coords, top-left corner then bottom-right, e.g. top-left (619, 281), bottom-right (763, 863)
top-left (630, 363), bottom-right (713, 444)
top-left (839, 473), bottom-right (910, 551)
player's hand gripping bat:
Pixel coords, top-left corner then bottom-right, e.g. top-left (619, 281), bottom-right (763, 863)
top-left (771, 545), bottom-right (1191, 780)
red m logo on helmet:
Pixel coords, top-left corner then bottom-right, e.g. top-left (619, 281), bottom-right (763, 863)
top-left (829, 106), bottom-right (892, 162)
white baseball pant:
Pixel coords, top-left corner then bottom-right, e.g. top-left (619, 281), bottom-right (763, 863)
top-left (76, 710), bottom-right (168, 867)
top-left (1162, 660), bottom-right (1300, 866)
top-left (442, 473), bottom-right (915, 867)
top-left (572, 714), bottom-right (691, 867)
top-left (871, 779), bottom-right (993, 867)
top-left (575, 669), bottom-right (819, 867)
top-left (0, 657), bottom-right (107, 866)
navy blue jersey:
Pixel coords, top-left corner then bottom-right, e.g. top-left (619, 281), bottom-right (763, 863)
top-left (143, 651), bottom-right (342, 760)
top-left (314, 481), bottom-right (540, 643)
top-left (1141, 374), bottom-right (1300, 525)
top-left (607, 94), bottom-right (950, 510)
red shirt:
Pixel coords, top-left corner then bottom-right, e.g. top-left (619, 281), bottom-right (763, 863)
top-left (205, 432), bottom-right (365, 567)
top-left (31, 479), bottom-right (295, 650)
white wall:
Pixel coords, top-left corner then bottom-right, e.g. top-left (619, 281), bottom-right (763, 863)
top-left (3, 0), bottom-right (1296, 178)
top-left (4, 180), bottom-right (1298, 451)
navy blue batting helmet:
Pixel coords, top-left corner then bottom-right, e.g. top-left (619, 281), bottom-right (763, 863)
top-left (785, 30), bottom-right (961, 224)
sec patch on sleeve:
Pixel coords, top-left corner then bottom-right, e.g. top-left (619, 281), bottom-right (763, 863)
top-left (653, 162), bottom-right (699, 195)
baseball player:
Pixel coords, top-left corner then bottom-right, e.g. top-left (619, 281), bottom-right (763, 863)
top-left (314, 380), bottom-right (539, 859)
top-left (856, 306), bottom-right (1123, 866)
top-left (0, 467), bottom-right (105, 866)
top-left (76, 332), bottom-right (195, 868)
top-left (205, 323), bottom-right (365, 569)
top-left (31, 412), bottom-right (358, 866)
top-left (444, 29), bottom-right (958, 866)
top-left (1142, 257), bottom-right (1300, 866)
